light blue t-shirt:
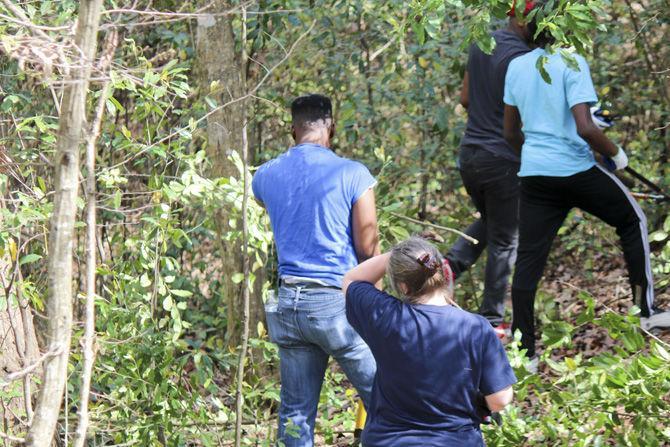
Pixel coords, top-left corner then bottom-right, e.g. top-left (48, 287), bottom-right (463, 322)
top-left (504, 48), bottom-right (598, 177)
top-left (252, 143), bottom-right (376, 287)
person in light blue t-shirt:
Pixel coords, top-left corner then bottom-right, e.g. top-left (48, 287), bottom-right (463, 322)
top-left (252, 94), bottom-right (379, 447)
top-left (504, 51), bottom-right (598, 177)
top-left (503, 20), bottom-right (670, 361)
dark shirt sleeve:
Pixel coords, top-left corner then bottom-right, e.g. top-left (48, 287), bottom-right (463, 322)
top-left (345, 280), bottom-right (396, 341)
top-left (479, 322), bottom-right (517, 396)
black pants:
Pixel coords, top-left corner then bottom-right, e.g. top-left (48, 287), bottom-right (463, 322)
top-left (512, 165), bottom-right (655, 357)
top-left (447, 147), bottom-right (520, 326)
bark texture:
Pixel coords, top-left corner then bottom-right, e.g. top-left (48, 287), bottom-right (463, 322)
top-left (0, 154), bottom-right (40, 435)
top-left (26, 0), bottom-right (104, 444)
top-left (195, 0), bottom-right (264, 345)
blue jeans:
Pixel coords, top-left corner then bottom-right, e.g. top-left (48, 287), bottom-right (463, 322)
top-left (265, 285), bottom-right (376, 447)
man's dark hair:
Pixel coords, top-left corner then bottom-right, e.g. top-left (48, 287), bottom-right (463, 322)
top-left (291, 94), bottom-right (333, 130)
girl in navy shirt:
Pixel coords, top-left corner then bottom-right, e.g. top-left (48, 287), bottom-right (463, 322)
top-left (342, 237), bottom-right (516, 446)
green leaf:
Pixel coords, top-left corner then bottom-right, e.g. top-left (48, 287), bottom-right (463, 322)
top-left (560, 50), bottom-right (580, 72)
top-left (650, 231), bottom-right (667, 242)
top-left (140, 273), bottom-right (151, 288)
top-left (231, 273), bottom-right (244, 284)
top-left (19, 254), bottom-right (42, 265)
top-left (107, 96), bottom-right (125, 114)
top-left (171, 289), bottom-right (192, 298)
top-left (162, 296), bottom-right (173, 311)
top-left (204, 96), bottom-right (218, 109)
top-left (653, 342), bottom-right (670, 361)
top-left (536, 55), bottom-right (552, 84)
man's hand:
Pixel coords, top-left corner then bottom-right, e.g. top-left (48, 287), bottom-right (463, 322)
top-left (590, 106), bottom-right (615, 130)
top-left (419, 230), bottom-right (444, 244)
top-left (572, 103), bottom-right (619, 158)
top-left (609, 147), bottom-right (629, 170)
top-left (460, 71), bottom-right (469, 109)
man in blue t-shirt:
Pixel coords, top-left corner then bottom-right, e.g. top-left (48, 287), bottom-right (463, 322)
top-left (503, 22), bottom-right (670, 359)
top-left (252, 94), bottom-right (379, 446)
top-left (445, 4), bottom-right (534, 338)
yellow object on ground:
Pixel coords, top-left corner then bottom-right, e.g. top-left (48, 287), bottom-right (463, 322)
top-left (354, 398), bottom-right (367, 441)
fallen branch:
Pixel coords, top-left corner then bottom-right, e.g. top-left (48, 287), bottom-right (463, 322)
top-left (389, 212), bottom-right (479, 245)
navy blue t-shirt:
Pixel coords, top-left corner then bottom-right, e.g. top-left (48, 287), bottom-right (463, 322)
top-left (346, 281), bottom-right (516, 446)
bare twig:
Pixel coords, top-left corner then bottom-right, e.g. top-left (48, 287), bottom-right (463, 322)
top-left (72, 28), bottom-right (117, 447)
top-left (0, 345), bottom-right (64, 387)
top-left (389, 212), bottom-right (479, 244)
top-left (0, 0), bottom-right (58, 39)
top-left (370, 35), bottom-right (398, 61)
top-left (99, 3), bottom-right (300, 29)
top-left (0, 431), bottom-right (25, 443)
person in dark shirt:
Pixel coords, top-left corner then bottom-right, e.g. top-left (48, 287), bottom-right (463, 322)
top-left (343, 237), bottom-right (516, 446)
top-left (446, 4), bottom-right (536, 337)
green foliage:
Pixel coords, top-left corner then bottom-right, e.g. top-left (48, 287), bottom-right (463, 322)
top-left (484, 295), bottom-right (670, 446)
top-left (0, 0), bottom-right (668, 445)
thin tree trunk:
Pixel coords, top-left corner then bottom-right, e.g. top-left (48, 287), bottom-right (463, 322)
top-left (26, 0), bottom-right (104, 444)
top-left (72, 29), bottom-right (117, 447)
top-left (0, 155), bottom-right (39, 438)
top-left (234, 8), bottom-right (251, 446)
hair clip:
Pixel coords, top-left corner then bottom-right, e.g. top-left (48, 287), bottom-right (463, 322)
top-left (417, 253), bottom-right (439, 273)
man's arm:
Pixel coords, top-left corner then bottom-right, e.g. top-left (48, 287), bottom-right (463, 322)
top-left (571, 103), bottom-right (618, 157)
top-left (459, 71), bottom-right (469, 109)
top-left (352, 188), bottom-right (381, 287)
top-left (503, 104), bottom-right (524, 153)
top-left (352, 188), bottom-right (380, 263)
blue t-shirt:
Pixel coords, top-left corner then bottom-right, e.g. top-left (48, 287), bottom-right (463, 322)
top-left (252, 144), bottom-right (376, 287)
top-left (504, 48), bottom-right (598, 177)
top-left (346, 281), bottom-right (517, 447)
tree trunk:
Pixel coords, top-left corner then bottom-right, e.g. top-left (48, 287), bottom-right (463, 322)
top-left (0, 150), bottom-right (40, 437)
top-left (195, 0), bottom-right (264, 346)
top-left (26, 0), bottom-right (104, 444)
top-left (0, 269), bottom-right (40, 432)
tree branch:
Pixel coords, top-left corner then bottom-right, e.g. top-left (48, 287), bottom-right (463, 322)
top-left (389, 212), bottom-right (479, 244)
